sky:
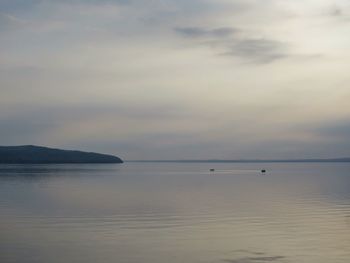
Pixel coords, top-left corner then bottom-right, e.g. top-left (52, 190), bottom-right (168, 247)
top-left (1, 0), bottom-right (350, 160)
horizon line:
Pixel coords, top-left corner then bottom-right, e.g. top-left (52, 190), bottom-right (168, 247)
top-left (126, 158), bottom-right (350, 163)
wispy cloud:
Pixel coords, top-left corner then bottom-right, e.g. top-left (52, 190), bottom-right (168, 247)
top-left (329, 5), bottom-right (343, 17)
top-left (175, 26), bottom-right (237, 38)
top-left (174, 26), bottom-right (288, 64)
top-left (223, 255), bottom-right (286, 263)
top-left (312, 119), bottom-right (350, 140)
top-left (225, 38), bottom-right (287, 63)
top-left (0, 12), bottom-right (27, 30)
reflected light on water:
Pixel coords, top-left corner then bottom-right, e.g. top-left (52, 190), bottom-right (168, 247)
top-left (0, 163), bottom-right (349, 263)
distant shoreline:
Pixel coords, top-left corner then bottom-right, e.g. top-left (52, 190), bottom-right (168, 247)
top-left (127, 158), bottom-right (350, 163)
top-left (0, 145), bottom-right (123, 164)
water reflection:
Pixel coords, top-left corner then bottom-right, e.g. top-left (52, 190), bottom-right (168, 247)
top-left (0, 163), bottom-right (349, 263)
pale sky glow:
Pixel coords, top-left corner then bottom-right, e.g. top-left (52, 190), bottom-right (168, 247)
top-left (1, 0), bottom-right (350, 159)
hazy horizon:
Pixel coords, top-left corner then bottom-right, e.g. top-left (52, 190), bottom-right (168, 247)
top-left (1, 0), bottom-right (350, 160)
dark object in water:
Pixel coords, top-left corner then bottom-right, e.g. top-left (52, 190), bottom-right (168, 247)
top-left (261, 169), bottom-right (266, 173)
top-left (210, 169), bottom-right (215, 172)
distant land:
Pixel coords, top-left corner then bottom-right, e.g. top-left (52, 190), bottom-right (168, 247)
top-left (0, 145), bottom-right (123, 164)
top-left (128, 158), bottom-right (350, 163)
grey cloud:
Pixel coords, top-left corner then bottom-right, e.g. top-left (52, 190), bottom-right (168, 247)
top-left (175, 26), bottom-right (237, 38)
top-left (256, 138), bottom-right (350, 159)
top-left (0, 0), bottom-right (129, 11)
top-left (313, 120), bottom-right (350, 140)
top-left (0, 103), bottom-right (188, 124)
top-left (0, 114), bottom-right (59, 143)
top-left (0, 0), bottom-right (41, 12)
top-left (225, 38), bottom-right (287, 63)
top-left (0, 13), bottom-right (27, 30)
top-left (0, 102), bottom-right (215, 159)
top-left (67, 132), bottom-right (215, 159)
top-left (223, 255), bottom-right (285, 263)
top-left (247, 256), bottom-right (285, 261)
top-left (175, 25), bottom-right (288, 64)
top-left (329, 5), bottom-right (342, 16)
top-left (81, 0), bottom-right (130, 4)
top-left (328, 4), bottom-right (350, 20)
top-left (0, 102), bottom-right (189, 136)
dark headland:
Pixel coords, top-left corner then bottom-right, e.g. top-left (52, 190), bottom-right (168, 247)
top-left (0, 145), bottom-right (123, 164)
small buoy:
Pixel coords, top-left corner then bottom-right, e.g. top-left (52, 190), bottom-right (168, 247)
top-left (261, 169), bottom-right (266, 173)
top-left (210, 169), bottom-right (215, 172)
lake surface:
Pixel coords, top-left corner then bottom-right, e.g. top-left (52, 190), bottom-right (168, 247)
top-left (0, 162), bottom-right (349, 263)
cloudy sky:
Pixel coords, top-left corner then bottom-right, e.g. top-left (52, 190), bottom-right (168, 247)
top-left (1, 0), bottom-right (350, 160)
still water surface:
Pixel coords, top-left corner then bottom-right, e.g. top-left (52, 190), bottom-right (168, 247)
top-left (0, 162), bottom-right (349, 263)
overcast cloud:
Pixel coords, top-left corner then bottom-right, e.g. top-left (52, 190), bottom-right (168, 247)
top-left (1, 0), bottom-right (350, 159)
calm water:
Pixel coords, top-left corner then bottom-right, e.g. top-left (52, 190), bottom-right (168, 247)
top-left (0, 162), bottom-right (349, 263)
